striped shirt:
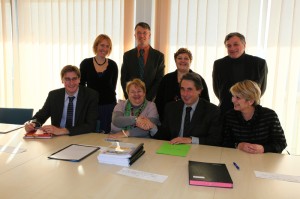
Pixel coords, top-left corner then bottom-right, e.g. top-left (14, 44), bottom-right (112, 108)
top-left (222, 105), bottom-right (287, 153)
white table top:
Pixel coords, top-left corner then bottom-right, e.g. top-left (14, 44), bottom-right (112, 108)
top-left (0, 126), bottom-right (300, 199)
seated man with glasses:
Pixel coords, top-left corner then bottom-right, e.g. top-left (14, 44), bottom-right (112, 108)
top-left (25, 65), bottom-right (99, 136)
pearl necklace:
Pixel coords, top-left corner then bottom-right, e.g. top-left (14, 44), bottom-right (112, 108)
top-left (94, 57), bottom-right (106, 66)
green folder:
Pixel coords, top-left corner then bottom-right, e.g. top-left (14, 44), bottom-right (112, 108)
top-left (156, 142), bottom-right (191, 157)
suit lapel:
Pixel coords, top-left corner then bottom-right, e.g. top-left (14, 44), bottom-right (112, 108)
top-left (133, 48), bottom-right (140, 68)
top-left (55, 89), bottom-right (65, 125)
top-left (143, 47), bottom-right (154, 85)
top-left (172, 101), bottom-right (184, 137)
top-left (74, 87), bottom-right (84, 124)
top-left (145, 47), bottom-right (154, 68)
top-left (189, 100), bottom-right (202, 130)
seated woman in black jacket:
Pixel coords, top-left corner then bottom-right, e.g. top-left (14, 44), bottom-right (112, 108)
top-left (222, 80), bottom-right (287, 153)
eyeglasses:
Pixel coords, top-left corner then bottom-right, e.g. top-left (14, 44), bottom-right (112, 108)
top-left (64, 77), bottom-right (79, 82)
top-left (136, 31), bottom-right (150, 36)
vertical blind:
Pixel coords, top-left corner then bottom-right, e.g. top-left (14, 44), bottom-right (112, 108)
top-left (0, 0), bottom-right (124, 109)
top-left (163, 0), bottom-right (300, 155)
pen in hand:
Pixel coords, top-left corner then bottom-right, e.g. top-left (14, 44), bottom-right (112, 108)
top-left (233, 162), bottom-right (240, 170)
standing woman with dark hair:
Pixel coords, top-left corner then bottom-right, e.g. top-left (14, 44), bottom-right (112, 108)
top-left (155, 48), bottom-right (209, 121)
top-left (80, 34), bottom-right (118, 133)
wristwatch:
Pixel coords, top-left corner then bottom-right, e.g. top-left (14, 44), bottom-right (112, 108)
top-left (235, 143), bottom-right (239, 149)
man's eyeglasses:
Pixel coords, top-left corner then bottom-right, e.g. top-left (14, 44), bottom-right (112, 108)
top-left (64, 77), bottom-right (78, 82)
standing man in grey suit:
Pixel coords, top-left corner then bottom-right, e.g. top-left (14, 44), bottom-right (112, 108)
top-left (121, 22), bottom-right (165, 101)
top-left (25, 65), bottom-right (99, 136)
top-left (141, 73), bottom-right (222, 146)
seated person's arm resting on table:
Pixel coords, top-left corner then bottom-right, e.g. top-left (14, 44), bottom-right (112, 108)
top-left (25, 121), bottom-right (69, 136)
top-left (108, 113), bottom-right (155, 138)
top-left (149, 121), bottom-right (195, 144)
top-left (236, 142), bottom-right (264, 154)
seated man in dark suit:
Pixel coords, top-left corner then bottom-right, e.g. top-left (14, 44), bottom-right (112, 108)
top-left (121, 22), bottom-right (165, 101)
top-left (25, 65), bottom-right (99, 136)
top-left (142, 73), bottom-right (222, 145)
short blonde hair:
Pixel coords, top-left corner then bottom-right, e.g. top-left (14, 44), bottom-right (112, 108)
top-left (230, 80), bottom-right (261, 106)
top-left (126, 79), bottom-right (146, 94)
top-left (92, 34), bottom-right (112, 55)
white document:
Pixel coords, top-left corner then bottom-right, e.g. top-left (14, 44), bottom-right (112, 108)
top-left (0, 124), bottom-right (23, 134)
top-left (255, 170), bottom-right (300, 183)
top-left (0, 145), bottom-right (26, 154)
top-left (48, 144), bottom-right (99, 162)
top-left (117, 168), bottom-right (168, 183)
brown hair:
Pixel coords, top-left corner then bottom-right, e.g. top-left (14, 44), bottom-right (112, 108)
top-left (60, 65), bottom-right (81, 79)
top-left (180, 73), bottom-right (203, 90)
top-left (224, 32), bottom-right (246, 45)
top-left (174, 48), bottom-right (193, 62)
top-left (134, 22), bottom-right (151, 31)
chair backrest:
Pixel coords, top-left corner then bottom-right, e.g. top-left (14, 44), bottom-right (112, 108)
top-left (0, 108), bottom-right (34, 125)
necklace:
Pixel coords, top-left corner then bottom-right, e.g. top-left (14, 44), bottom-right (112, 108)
top-left (94, 57), bottom-right (106, 66)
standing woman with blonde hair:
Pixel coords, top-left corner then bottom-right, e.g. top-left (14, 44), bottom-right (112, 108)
top-left (222, 80), bottom-right (287, 153)
top-left (80, 34), bottom-right (118, 133)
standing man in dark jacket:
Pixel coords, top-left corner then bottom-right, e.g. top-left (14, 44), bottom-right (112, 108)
top-left (121, 22), bottom-right (165, 101)
top-left (212, 32), bottom-right (268, 114)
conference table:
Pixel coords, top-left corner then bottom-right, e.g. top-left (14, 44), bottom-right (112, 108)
top-left (0, 125), bottom-right (299, 199)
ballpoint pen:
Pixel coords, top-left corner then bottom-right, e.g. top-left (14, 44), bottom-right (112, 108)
top-left (233, 162), bottom-right (240, 170)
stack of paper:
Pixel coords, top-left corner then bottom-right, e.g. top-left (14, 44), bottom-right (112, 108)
top-left (97, 142), bottom-right (145, 167)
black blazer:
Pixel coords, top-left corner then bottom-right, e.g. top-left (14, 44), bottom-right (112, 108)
top-left (212, 53), bottom-right (268, 114)
top-left (153, 99), bottom-right (222, 146)
top-left (155, 69), bottom-right (210, 121)
top-left (32, 86), bottom-right (99, 135)
top-left (121, 46), bottom-right (165, 101)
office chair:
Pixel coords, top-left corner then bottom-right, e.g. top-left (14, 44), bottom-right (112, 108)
top-left (0, 108), bottom-right (34, 125)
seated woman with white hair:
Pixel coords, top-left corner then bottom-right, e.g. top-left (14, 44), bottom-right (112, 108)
top-left (222, 80), bottom-right (287, 154)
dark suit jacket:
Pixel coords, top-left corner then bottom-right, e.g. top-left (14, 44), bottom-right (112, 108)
top-left (153, 99), bottom-right (222, 146)
top-left (121, 46), bottom-right (165, 101)
top-left (32, 86), bottom-right (99, 136)
top-left (155, 69), bottom-right (210, 121)
top-left (212, 53), bottom-right (268, 114)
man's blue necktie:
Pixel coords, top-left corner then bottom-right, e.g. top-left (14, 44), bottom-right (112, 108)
top-left (66, 96), bottom-right (75, 128)
top-left (138, 49), bottom-right (145, 80)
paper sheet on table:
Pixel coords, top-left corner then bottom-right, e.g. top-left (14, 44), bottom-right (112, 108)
top-left (117, 168), bottom-right (168, 183)
top-left (0, 124), bottom-right (23, 134)
top-left (0, 145), bottom-right (26, 154)
top-left (255, 170), bottom-right (300, 183)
